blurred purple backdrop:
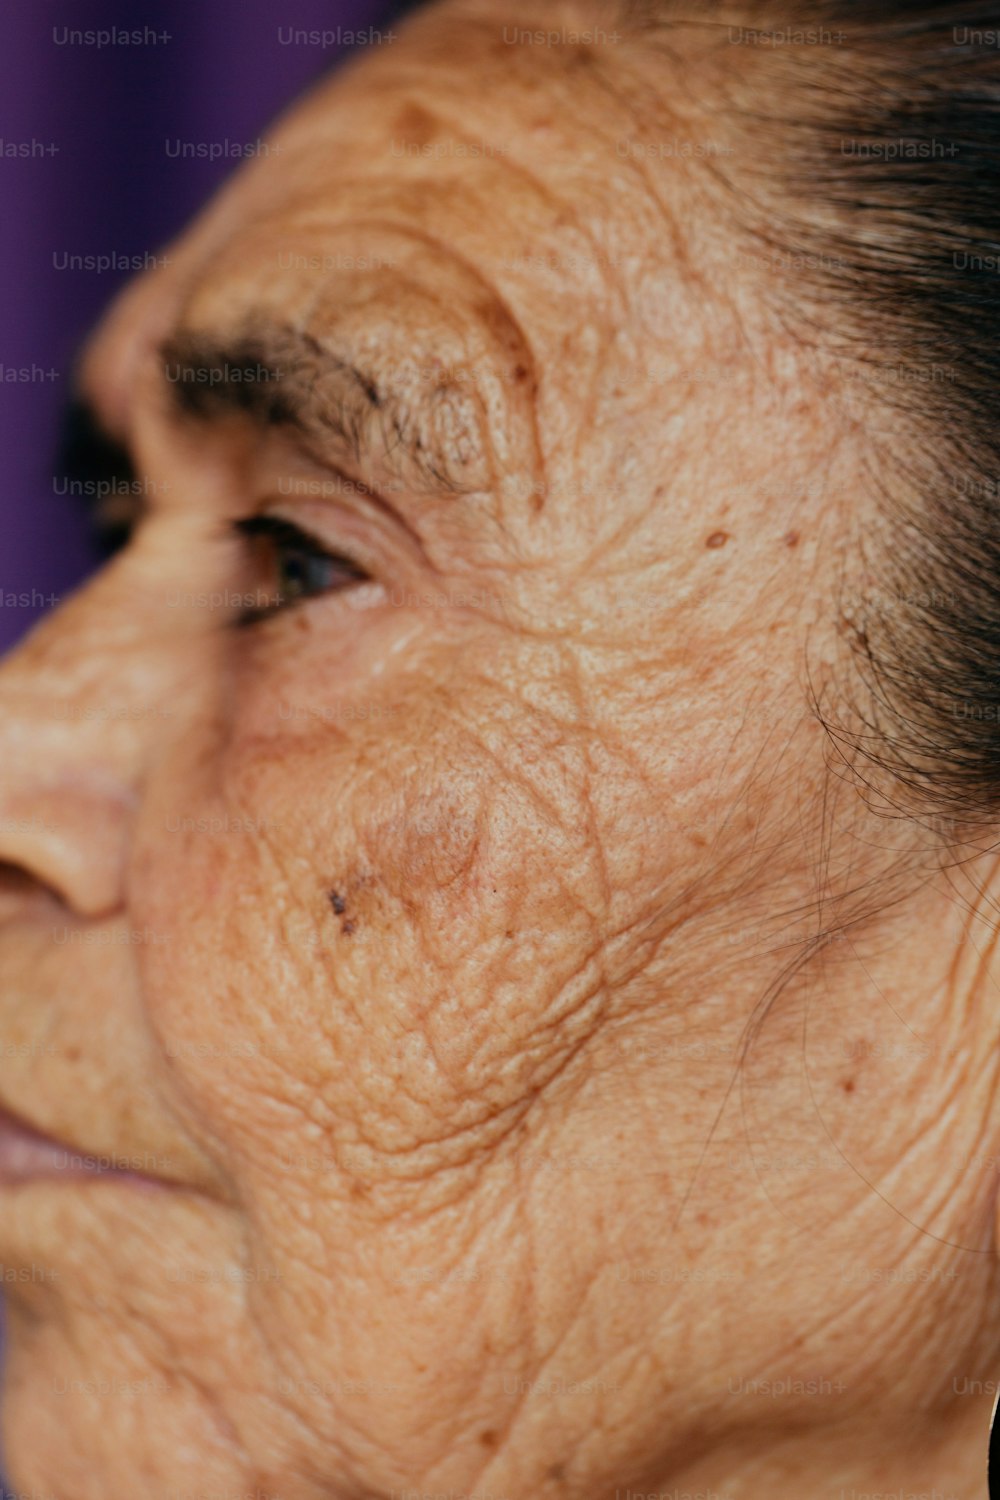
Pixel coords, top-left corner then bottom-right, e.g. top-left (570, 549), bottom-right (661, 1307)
top-left (0, 2), bottom-right (400, 1490)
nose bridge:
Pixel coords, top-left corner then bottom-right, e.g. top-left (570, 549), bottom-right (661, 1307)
top-left (0, 563), bottom-right (184, 916)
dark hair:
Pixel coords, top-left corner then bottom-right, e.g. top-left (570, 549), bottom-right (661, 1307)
top-left (627, 1), bottom-right (1000, 839)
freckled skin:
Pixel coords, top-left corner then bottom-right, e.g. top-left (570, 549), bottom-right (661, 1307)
top-left (1, 4), bottom-right (1000, 1499)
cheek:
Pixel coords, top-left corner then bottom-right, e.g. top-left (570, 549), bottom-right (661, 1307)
top-left (125, 658), bottom-right (622, 1195)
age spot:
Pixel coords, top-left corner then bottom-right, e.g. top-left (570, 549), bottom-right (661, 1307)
top-left (327, 888), bottom-right (356, 934)
top-left (392, 102), bottom-right (437, 147)
top-left (783, 530), bottom-right (801, 548)
top-left (705, 530), bottom-right (730, 549)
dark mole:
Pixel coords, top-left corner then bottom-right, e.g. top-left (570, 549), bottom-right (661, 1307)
top-left (513, 364), bottom-right (528, 383)
top-left (706, 530), bottom-right (730, 549)
top-left (342, 919), bottom-right (356, 936)
top-left (328, 890), bottom-right (346, 915)
top-left (479, 1430), bottom-right (498, 1449)
top-left (841, 1078), bottom-right (856, 1093)
top-left (783, 530), bottom-right (801, 548)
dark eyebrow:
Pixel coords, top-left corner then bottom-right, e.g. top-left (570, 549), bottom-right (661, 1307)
top-left (157, 324), bottom-right (480, 496)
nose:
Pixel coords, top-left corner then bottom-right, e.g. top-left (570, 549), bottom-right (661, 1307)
top-left (0, 563), bottom-right (177, 919)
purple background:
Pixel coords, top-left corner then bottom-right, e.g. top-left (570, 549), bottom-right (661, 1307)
top-left (0, 1), bottom-right (397, 1489)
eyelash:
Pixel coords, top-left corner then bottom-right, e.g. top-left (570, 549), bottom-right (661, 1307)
top-left (234, 514), bottom-right (371, 625)
top-left (82, 491), bottom-right (371, 626)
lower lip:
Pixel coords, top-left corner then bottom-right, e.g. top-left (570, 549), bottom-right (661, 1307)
top-left (0, 1109), bottom-right (159, 1188)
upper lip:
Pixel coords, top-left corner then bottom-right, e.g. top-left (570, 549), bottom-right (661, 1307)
top-left (0, 1099), bottom-right (129, 1172)
top-left (0, 1097), bottom-right (194, 1189)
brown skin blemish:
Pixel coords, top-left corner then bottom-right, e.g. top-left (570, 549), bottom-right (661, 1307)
top-left (842, 1078), bottom-right (856, 1093)
top-left (567, 44), bottom-right (597, 69)
top-left (783, 530), bottom-right (800, 548)
top-left (706, 531), bottom-right (730, 549)
top-left (479, 1430), bottom-right (498, 1449)
top-left (328, 889), bottom-right (356, 933)
top-left (392, 102), bottom-right (437, 147)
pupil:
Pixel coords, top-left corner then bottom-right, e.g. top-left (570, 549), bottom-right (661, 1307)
top-left (281, 548), bottom-right (311, 596)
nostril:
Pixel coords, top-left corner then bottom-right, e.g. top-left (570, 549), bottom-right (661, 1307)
top-left (0, 859), bottom-right (33, 886)
top-left (0, 858), bottom-right (62, 921)
top-left (0, 780), bottom-right (131, 919)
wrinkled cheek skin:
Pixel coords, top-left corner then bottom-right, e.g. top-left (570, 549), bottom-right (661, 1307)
top-left (123, 664), bottom-right (640, 1492)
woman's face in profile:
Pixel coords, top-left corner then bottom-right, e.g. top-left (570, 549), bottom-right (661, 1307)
top-left (2, 5), bottom-right (1000, 1499)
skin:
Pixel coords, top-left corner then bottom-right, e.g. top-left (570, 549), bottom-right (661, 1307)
top-left (1, 3), bottom-right (1000, 1497)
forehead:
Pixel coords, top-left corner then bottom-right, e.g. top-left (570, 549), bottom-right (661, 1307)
top-left (167, 6), bottom-right (718, 407)
top-left (82, 2), bottom-right (749, 537)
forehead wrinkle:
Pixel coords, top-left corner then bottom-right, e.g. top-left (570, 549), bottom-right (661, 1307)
top-left (574, 43), bottom-right (708, 290)
top-left (379, 69), bottom-right (640, 319)
top-left (385, 18), bottom-right (698, 285)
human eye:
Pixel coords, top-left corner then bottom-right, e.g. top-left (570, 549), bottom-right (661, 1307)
top-left (55, 398), bottom-right (148, 557)
top-left (233, 513), bottom-right (371, 625)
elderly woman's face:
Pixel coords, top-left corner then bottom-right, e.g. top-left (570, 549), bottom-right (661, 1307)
top-left (2, 6), bottom-right (999, 1499)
